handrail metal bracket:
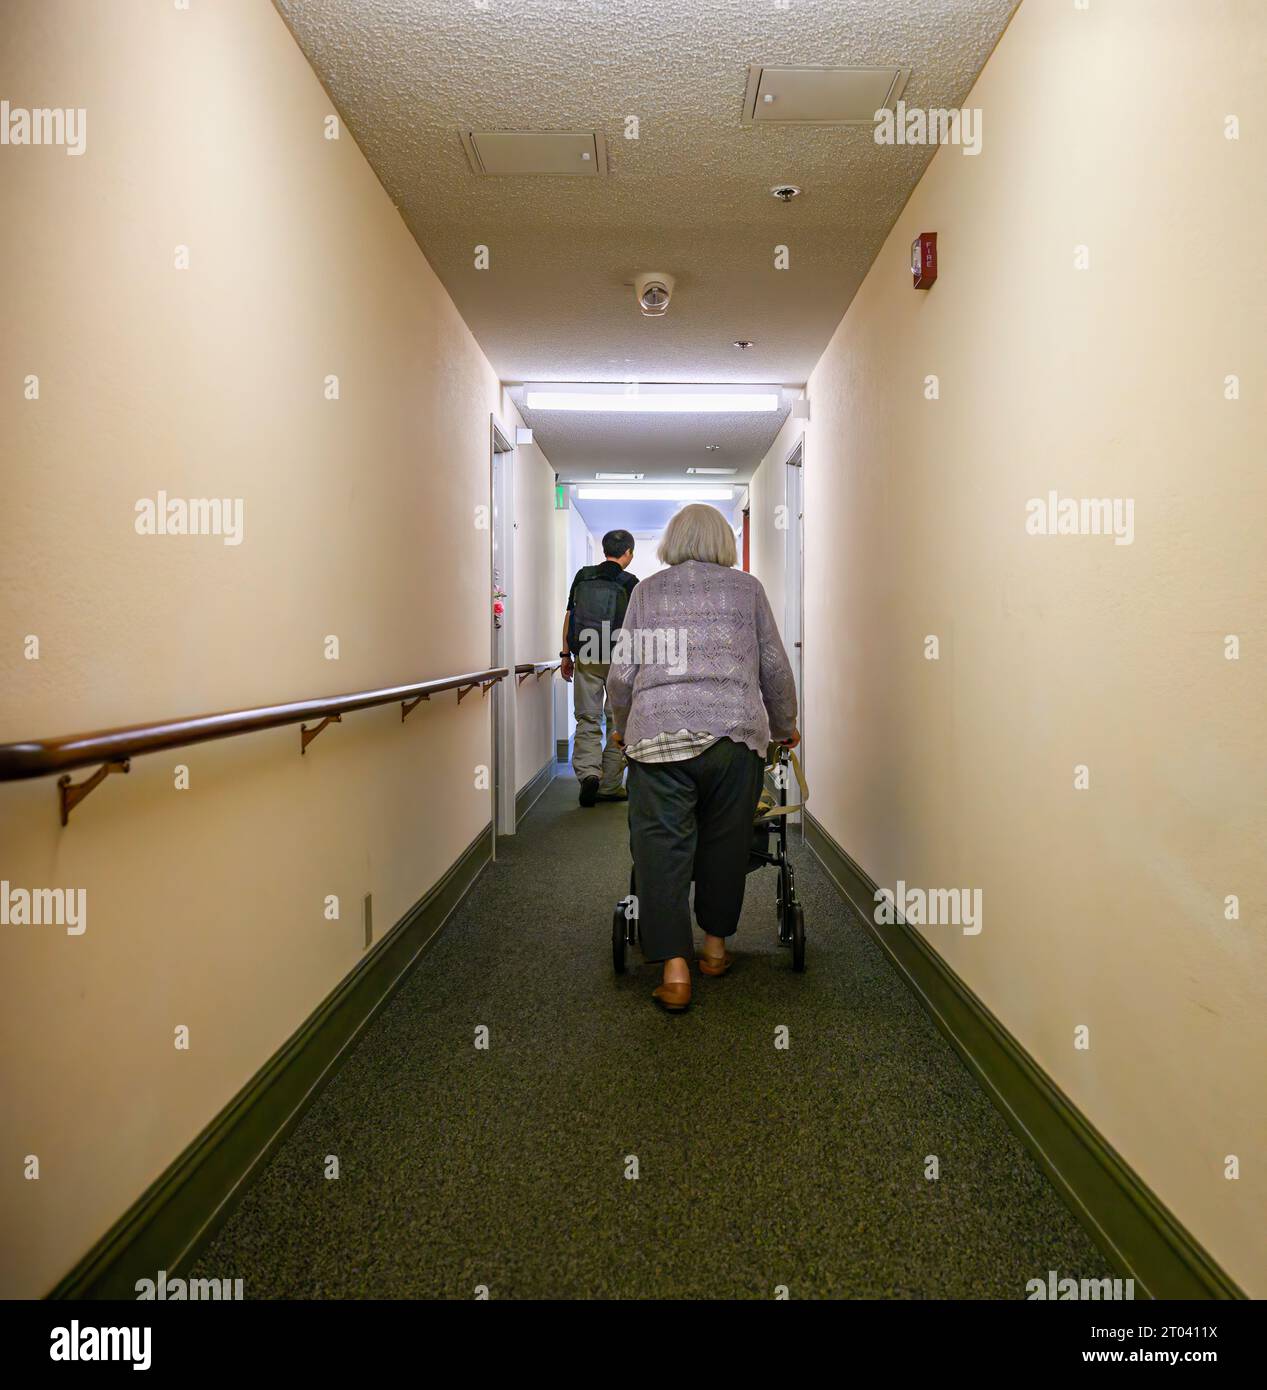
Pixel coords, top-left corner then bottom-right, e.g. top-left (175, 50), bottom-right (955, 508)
top-left (459, 674), bottom-right (504, 702)
top-left (401, 693), bottom-right (430, 722)
top-left (535, 666), bottom-right (552, 680)
top-left (58, 760), bottom-right (130, 826)
top-left (516, 671), bottom-right (532, 686)
top-left (300, 713), bottom-right (341, 754)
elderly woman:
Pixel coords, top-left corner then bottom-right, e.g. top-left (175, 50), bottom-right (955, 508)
top-left (607, 504), bottom-right (799, 1012)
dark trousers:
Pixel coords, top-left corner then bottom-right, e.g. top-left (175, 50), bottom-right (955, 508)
top-left (627, 738), bottom-right (766, 963)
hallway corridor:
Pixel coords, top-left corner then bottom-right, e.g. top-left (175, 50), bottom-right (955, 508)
top-left (192, 773), bottom-right (1107, 1299)
top-left (3, 0), bottom-right (1264, 1338)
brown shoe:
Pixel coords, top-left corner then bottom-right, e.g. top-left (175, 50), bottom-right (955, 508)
top-left (652, 980), bottom-right (692, 1011)
top-left (698, 950), bottom-right (733, 977)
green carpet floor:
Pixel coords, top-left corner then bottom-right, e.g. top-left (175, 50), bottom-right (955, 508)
top-left (192, 771), bottom-right (1112, 1298)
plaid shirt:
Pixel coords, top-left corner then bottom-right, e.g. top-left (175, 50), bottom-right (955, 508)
top-left (624, 729), bottom-right (717, 765)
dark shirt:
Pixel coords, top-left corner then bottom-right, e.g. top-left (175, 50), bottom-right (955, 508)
top-left (566, 559), bottom-right (638, 611)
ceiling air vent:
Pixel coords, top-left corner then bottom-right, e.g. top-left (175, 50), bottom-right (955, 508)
top-left (460, 129), bottom-right (607, 176)
top-left (741, 65), bottom-right (910, 126)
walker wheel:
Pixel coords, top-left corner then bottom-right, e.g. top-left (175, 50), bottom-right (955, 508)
top-left (612, 905), bottom-right (628, 974)
top-left (790, 904), bottom-right (806, 972)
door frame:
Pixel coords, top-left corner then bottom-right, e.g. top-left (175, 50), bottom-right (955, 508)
top-left (783, 436), bottom-right (805, 817)
top-left (489, 416), bottom-right (517, 849)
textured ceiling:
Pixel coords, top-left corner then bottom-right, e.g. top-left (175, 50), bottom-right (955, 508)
top-left (275, 0), bottom-right (1019, 478)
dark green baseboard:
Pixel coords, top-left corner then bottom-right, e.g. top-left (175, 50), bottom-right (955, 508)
top-left (515, 757), bottom-right (556, 823)
top-left (50, 823), bottom-right (494, 1300)
top-left (803, 812), bottom-right (1244, 1301)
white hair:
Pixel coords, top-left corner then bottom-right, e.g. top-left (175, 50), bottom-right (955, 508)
top-left (657, 503), bottom-right (737, 567)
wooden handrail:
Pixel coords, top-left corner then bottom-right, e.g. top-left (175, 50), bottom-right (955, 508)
top-left (0, 667), bottom-right (510, 823)
top-left (514, 660), bottom-right (560, 685)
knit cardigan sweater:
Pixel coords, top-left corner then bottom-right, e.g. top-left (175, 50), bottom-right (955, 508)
top-left (607, 560), bottom-right (798, 756)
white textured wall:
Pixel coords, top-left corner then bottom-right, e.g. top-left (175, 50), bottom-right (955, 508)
top-left (510, 396), bottom-right (559, 790)
top-left (748, 411), bottom-right (805, 642)
top-left (800, 0), bottom-right (1266, 1291)
top-left (629, 530), bottom-right (667, 582)
top-left (0, 0), bottom-right (555, 1296)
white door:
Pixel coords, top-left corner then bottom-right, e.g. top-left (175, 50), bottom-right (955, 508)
top-left (490, 420), bottom-right (517, 847)
top-left (784, 441), bottom-right (805, 805)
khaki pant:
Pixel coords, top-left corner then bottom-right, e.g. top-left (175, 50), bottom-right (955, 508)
top-left (572, 662), bottom-right (625, 793)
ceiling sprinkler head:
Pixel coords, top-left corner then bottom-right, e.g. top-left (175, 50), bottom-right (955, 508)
top-left (634, 270), bottom-right (675, 317)
top-left (733, 340), bottom-right (755, 350)
top-left (771, 184), bottom-right (801, 202)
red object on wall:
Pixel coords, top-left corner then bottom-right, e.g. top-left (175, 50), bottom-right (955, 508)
top-left (742, 507), bottom-right (750, 572)
top-left (911, 232), bottom-right (937, 289)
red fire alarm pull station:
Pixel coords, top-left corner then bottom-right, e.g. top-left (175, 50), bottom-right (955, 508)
top-left (912, 232), bottom-right (937, 289)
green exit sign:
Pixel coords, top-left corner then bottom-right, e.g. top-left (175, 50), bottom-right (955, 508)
top-left (554, 484), bottom-right (567, 510)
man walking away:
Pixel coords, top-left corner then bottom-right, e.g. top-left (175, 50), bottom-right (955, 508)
top-left (560, 529), bottom-right (638, 806)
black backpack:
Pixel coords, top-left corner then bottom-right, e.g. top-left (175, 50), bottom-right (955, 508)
top-left (569, 566), bottom-right (631, 661)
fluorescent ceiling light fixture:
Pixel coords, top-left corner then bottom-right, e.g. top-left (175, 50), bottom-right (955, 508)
top-left (687, 467), bottom-right (738, 475)
top-left (595, 472), bottom-right (644, 480)
top-left (525, 383), bottom-right (781, 413)
top-left (577, 485), bottom-right (734, 501)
